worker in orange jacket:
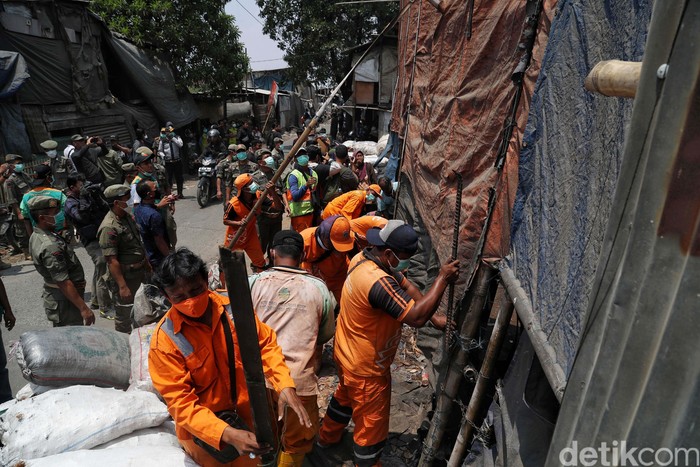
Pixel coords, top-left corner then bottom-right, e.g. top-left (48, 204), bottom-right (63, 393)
top-left (321, 184), bottom-right (381, 221)
top-left (223, 173), bottom-right (282, 271)
top-left (149, 248), bottom-right (311, 467)
top-left (300, 215), bottom-right (355, 305)
top-left (317, 221), bottom-right (459, 466)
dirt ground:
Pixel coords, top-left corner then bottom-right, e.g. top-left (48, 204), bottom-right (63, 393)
top-left (307, 327), bottom-right (434, 467)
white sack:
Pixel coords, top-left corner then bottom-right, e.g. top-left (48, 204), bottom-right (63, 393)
top-left (93, 420), bottom-right (178, 450)
top-left (25, 446), bottom-right (197, 466)
top-left (128, 323), bottom-right (158, 394)
top-left (15, 383), bottom-right (53, 401)
top-left (0, 385), bottom-right (169, 466)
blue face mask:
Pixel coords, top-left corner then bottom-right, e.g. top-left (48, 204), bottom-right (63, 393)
top-left (236, 152), bottom-right (248, 161)
top-left (14, 164), bottom-right (24, 173)
top-left (264, 156), bottom-right (277, 171)
top-left (297, 155), bottom-right (309, 167)
top-left (247, 182), bottom-right (260, 193)
top-left (366, 193), bottom-right (376, 203)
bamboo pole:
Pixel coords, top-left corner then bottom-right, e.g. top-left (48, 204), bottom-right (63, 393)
top-left (225, 2), bottom-right (412, 250)
top-left (584, 60), bottom-right (642, 98)
top-left (418, 264), bottom-right (497, 467)
top-left (447, 289), bottom-right (515, 467)
top-left (498, 262), bottom-right (566, 401)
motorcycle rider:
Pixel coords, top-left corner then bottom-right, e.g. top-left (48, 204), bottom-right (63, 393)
top-left (216, 144), bottom-right (257, 207)
top-left (202, 128), bottom-right (227, 160)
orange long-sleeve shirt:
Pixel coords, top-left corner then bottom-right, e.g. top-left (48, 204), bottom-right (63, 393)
top-left (321, 190), bottom-right (367, 220)
top-left (148, 291), bottom-right (295, 451)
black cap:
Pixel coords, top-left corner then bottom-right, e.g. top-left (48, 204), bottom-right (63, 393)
top-left (31, 165), bottom-right (52, 187)
top-left (272, 230), bottom-right (304, 252)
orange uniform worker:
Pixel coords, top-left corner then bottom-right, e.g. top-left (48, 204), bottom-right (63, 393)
top-left (223, 174), bottom-right (282, 271)
top-left (149, 248), bottom-right (311, 467)
top-left (349, 215), bottom-right (388, 250)
top-left (300, 215), bottom-right (355, 305)
top-left (318, 221), bottom-right (459, 466)
top-left (321, 184), bottom-right (382, 220)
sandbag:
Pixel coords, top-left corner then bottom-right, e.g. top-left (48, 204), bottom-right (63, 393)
top-left (128, 322), bottom-right (158, 394)
top-left (15, 383), bottom-right (53, 401)
top-left (0, 385), bottom-right (169, 466)
top-left (132, 283), bottom-right (170, 328)
top-left (25, 446), bottom-right (197, 466)
top-left (16, 327), bottom-right (130, 388)
top-left (343, 140), bottom-right (379, 156)
top-left (93, 420), bottom-right (178, 450)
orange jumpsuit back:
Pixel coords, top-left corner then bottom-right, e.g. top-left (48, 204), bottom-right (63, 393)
top-left (321, 190), bottom-right (367, 220)
top-left (223, 195), bottom-right (266, 269)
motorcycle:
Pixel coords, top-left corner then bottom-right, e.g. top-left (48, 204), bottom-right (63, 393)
top-left (196, 153), bottom-right (219, 208)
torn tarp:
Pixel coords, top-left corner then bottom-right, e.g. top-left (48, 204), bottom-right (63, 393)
top-left (0, 50), bottom-right (28, 98)
top-left (106, 36), bottom-right (199, 129)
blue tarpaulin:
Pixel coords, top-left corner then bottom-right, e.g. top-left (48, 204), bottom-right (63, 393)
top-left (510, 0), bottom-right (652, 377)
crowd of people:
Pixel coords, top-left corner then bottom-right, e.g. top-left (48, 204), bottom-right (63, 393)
top-left (0, 120), bottom-right (458, 467)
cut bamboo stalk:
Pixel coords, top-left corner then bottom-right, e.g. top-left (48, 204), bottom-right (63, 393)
top-left (584, 60), bottom-right (642, 98)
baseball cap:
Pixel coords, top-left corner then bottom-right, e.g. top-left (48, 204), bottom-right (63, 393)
top-left (70, 134), bottom-right (85, 142)
top-left (236, 144), bottom-right (247, 152)
top-left (40, 140), bottom-right (58, 150)
top-left (295, 147), bottom-right (308, 156)
top-left (121, 163), bottom-right (137, 172)
top-left (368, 184), bottom-right (382, 197)
top-left (135, 146), bottom-right (153, 155)
top-left (104, 184), bottom-right (131, 200)
top-left (27, 195), bottom-right (59, 211)
top-left (272, 230), bottom-right (304, 251)
top-left (273, 137), bottom-right (283, 143)
top-left (329, 216), bottom-right (355, 252)
top-left (366, 220), bottom-right (419, 254)
top-left (228, 144), bottom-right (237, 151)
top-left (31, 165), bottom-right (52, 187)
top-left (5, 154), bottom-right (21, 162)
top-left (234, 173), bottom-right (253, 193)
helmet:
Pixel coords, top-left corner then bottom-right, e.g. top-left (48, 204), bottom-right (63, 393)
top-left (207, 129), bottom-right (220, 139)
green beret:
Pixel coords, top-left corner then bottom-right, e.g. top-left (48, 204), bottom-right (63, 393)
top-left (103, 184), bottom-right (131, 199)
top-left (27, 195), bottom-right (59, 211)
top-left (40, 140), bottom-right (58, 150)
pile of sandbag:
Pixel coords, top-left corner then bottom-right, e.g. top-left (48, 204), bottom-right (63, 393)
top-left (0, 386), bottom-right (178, 466)
top-left (0, 304), bottom-right (190, 466)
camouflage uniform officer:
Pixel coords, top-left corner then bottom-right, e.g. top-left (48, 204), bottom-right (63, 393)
top-left (28, 195), bottom-right (95, 327)
top-left (98, 184), bottom-right (148, 334)
top-left (4, 154), bottom-right (32, 259)
top-left (39, 139), bottom-right (69, 189)
top-left (216, 143), bottom-right (257, 208)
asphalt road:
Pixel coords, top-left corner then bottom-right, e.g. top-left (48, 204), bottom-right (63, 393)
top-left (2, 177), bottom-right (229, 395)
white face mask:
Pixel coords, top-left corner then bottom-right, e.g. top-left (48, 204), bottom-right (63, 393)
top-left (46, 150), bottom-right (58, 159)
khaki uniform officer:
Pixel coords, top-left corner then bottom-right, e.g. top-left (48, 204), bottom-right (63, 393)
top-left (28, 195), bottom-right (95, 327)
top-left (98, 184), bottom-right (149, 333)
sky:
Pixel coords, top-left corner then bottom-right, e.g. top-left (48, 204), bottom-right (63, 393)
top-left (225, 0), bottom-right (288, 72)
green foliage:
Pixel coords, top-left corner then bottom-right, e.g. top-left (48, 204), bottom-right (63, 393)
top-left (91, 0), bottom-right (248, 97)
top-left (256, 0), bottom-right (397, 88)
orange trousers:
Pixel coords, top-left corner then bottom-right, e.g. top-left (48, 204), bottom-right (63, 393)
top-left (275, 393), bottom-right (320, 456)
top-left (318, 365), bottom-right (390, 467)
top-left (290, 214), bottom-right (314, 233)
top-left (180, 437), bottom-right (259, 467)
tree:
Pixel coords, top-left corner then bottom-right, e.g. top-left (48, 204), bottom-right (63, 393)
top-left (256, 0), bottom-right (397, 89)
top-left (91, 0), bottom-right (248, 97)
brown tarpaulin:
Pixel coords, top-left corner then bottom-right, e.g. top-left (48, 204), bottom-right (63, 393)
top-left (391, 0), bottom-right (554, 310)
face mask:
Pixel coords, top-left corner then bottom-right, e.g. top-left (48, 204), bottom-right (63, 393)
top-left (390, 250), bottom-right (411, 272)
top-left (264, 157), bottom-right (276, 171)
top-left (41, 212), bottom-right (65, 232)
top-left (46, 150), bottom-right (58, 159)
top-left (114, 199), bottom-right (129, 210)
top-left (173, 290), bottom-right (210, 318)
top-left (297, 155), bottom-right (309, 167)
top-left (236, 152), bottom-right (247, 161)
top-left (366, 193), bottom-right (376, 203)
top-left (141, 171), bottom-right (153, 178)
top-left (14, 164), bottom-right (24, 173)
top-left (248, 182), bottom-right (260, 193)
top-left (160, 133), bottom-right (167, 138)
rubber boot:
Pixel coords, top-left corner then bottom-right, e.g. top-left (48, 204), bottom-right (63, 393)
top-left (277, 451), bottom-right (305, 467)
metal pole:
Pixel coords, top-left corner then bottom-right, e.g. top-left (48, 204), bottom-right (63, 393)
top-left (444, 172), bottom-right (463, 350)
top-left (225, 2), bottom-right (412, 249)
top-left (447, 290), bottom-right (515, 467)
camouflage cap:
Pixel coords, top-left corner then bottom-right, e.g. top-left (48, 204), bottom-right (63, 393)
top-left (27, 195), bottom-right (59, 211)
top-left (103, 184), bottom-right (131, 199)
top-left (40, 140), bottom-right (58, 150)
